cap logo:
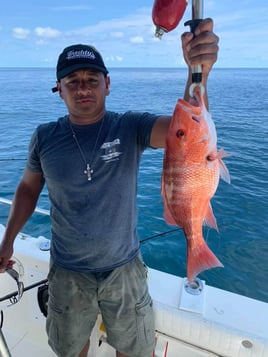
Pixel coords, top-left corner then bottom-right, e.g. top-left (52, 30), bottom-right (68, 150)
top-left (66, 49), bottom-right (96, 61)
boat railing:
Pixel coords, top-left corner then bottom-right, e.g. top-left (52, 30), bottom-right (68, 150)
top-left (0, 197), bottom-right (50, 216)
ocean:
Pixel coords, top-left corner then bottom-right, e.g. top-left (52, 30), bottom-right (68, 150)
top-left (0, 67), bottom-right (267, 303)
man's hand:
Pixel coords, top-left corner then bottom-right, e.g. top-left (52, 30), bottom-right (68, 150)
top-left (182, 18), bottom-right (219, 77)
top-left (0, 243), bottom-right (14, 273)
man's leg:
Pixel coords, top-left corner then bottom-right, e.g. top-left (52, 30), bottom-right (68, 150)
top-left (99, 255), bottom-right (155, 357)
top-left (46, 263), bottom-right (99, 357)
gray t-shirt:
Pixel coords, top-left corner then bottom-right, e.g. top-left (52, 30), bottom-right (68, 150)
top-left (27, 111), bottom-right (158, 272)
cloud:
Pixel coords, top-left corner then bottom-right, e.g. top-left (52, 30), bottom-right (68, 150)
top-left (130, 36), bottom-right (144, 44)
top-left (67, 10), bottom-right (152, 39)
top-left (61, 8), bottom-right (184, 67)
top-left (34, 27), bottom-right (61, 39)
top-left (105, 55), bottom-right (123, 63)
top-left (110, 32), bottom-right (124, 39)
top-left (12, 27), bottom-right (30, 39)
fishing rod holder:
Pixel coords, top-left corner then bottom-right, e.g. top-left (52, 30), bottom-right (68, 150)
top-left (184, 277), bottom-right (204, 295)
top-left (179, 277), bottom-right (206, 314)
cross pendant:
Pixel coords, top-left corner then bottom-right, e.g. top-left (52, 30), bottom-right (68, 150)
top-left (84, 164), bottom-right (93, 181)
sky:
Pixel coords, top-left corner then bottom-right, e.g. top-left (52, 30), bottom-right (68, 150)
top-left (0, 0), bottom-right (267, 68)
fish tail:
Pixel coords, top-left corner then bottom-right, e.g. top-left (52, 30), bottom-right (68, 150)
top-left (187, 238), bottom-right (223, 283)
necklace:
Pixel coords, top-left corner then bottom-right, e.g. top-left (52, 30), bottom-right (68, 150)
top-left (69, 116), bottom-right (105, 181)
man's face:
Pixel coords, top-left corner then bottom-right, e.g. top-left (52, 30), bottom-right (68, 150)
top-left (57, 68), bottom-right (110, 124)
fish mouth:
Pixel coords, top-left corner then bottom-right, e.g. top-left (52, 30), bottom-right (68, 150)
top-left (189, 97), bottom-right (199, 107)
top-left (189, 87), bottom-right (202, 107)
top-left (194, 88), bottom-right (202, 104)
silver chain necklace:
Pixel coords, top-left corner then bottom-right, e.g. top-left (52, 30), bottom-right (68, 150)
top-left (69, 116), bottom-right (105, 181)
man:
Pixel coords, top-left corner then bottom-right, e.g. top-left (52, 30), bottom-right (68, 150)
top-left (0, 19), bottom-right (218, 357)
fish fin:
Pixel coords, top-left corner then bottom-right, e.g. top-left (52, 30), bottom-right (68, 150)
top-left (187, 238), bottom-right (223, 283)
top-left (204, 203), bottom-right (219, 231)
top-left (217, 147), bottom-right (230, 159)
top-left (217, 148), bottom-right (231, 184)
top-left (219, 158), bottom-right (231, 184)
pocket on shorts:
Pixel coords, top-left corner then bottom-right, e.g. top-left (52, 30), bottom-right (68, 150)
top-left (135, 293), bottom-right (155, 346)
top-left (47, 262), bottom-right (58, 281)
top-left (135, 255), bottom-right (149, 280)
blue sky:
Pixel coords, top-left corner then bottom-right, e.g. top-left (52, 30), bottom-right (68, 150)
top-left (1, 0), bottom-right (267, 68)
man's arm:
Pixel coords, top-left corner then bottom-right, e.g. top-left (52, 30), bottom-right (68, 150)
top-left (150, 18), bottom-right (219, 149)
top-left (0, 169), bottom-right (45, 272)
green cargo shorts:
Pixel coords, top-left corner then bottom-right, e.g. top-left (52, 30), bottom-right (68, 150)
top-left (46, 255), bottom-right (155, 357)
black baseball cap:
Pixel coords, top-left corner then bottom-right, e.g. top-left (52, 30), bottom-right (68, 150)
top-left (52, 44), bottom-right (109, 92)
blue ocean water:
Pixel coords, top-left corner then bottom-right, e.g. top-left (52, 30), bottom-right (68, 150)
top-left (0, 67), bottom-right (267, 303)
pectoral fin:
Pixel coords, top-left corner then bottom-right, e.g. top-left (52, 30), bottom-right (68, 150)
top-left (204, 203), bottom-right (218, 231)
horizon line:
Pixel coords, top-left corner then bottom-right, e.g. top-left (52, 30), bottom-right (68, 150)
top-left (0, 66), bottom-right (267, 70)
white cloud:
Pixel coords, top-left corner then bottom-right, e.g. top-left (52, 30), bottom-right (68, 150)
top-left (105, 55), bottom-right (123, 63)
top-left (110, 32), bottom-right (124, 39)
top-left (129, 36), bottom-right (144, 44)
top-left (34, 27), bottom-right (61, 39)
top-left (68, 11), bottom-right (152, 38)
top-left (12, 27), bottom-right (30, 39)
top-left (42, 57), bottom-right (54, 64)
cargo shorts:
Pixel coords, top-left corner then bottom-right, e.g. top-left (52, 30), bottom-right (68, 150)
top-left (46, 254), bottom-right (155, 357)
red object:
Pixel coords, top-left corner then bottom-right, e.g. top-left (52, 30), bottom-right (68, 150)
top-left (152, 0), bottom-right (188, 37)
top-left (7, 259), bottom-right (15, 268)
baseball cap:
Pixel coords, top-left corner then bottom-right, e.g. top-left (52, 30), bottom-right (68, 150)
top-left (52, 44), bottom-right (109, 92)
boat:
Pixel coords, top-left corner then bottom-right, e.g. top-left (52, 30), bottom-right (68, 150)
top-left (0, 199), bottom-right (268, 357)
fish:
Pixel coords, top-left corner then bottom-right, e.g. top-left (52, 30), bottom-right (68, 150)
top-left (161, 88), bottom-right (230, 283)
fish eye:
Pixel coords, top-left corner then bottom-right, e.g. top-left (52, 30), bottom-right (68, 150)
top-left (176, 129), bottom-right (185, 138)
